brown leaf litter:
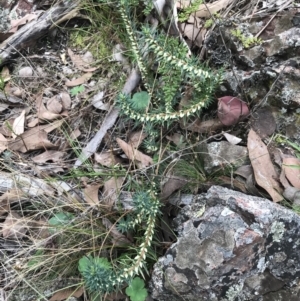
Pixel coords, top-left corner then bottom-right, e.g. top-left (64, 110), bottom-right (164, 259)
top-left (116, 137), bottom-right (153, 169)
top-left (247, 129), bottom-right (283, 202)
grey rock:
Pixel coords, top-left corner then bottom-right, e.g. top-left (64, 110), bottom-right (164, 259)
top-left (223, 69), bottom-right (269, 103)
top-left (264, 27), bottom-right (300, 57)
top-left (219, 14), bottom-right (300, 110)
top-left (150, 186), bottom-right (300, 301)
top-left (243, 45), bottom-right (265, 65)
top-left (204, 141), bottom-right (249, 173)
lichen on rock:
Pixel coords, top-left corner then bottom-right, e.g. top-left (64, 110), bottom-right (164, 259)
top-left (150, 186), bottom-right (300, 301)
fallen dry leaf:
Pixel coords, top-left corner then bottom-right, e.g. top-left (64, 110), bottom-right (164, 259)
top-left (0, 118), bottom-right (14, 137)
top-left (279, 168), bottom-right (291, 189)
top-left (60, 92), bottom-right (71, 110)
top-left (102, 217), bottom-right (132, 246)
top-left (36, 94), bottom-right (61, 121)
top-left (247, 129), bottom-right (283, 202)
top-left (223, 132), bottom-right (242, 145)
top-left (113, 44), bottom-right (131, 72)
top-left (67, 48), bottom-right (97, 72)
top-left (65, 73), bottom-right (93, 87)
top-left (0, 90), bottom-right (23, 104)
top-left (166, 133), bottom-right (185, 147)
top-left (47, 96), bottom-right (63, 114)
top-left (282, 157), bottom-right (300, 189)
top-left (161, 175), bottom-right (188, 200)
top-left (2, 211), bottom-right (29, 238)
top-left (11, 87), bottom-right (24, 98)
top-left (0, 200), bottom-right (9, 216)
top-left (32, 150), bottom-right (65, 163)
top-left (70, 128), bottom-right (81, 139)
top-left (0, 133), bottom-right (7, 153)
top-left (102, 177), bottom-right (124, 210)
top-left (0, 103), bottom-right (9, 112)
top-left (196, 0), bottom-right (233, 17)
top-left (116, 138), bottom-right (153, 168)
top-left (83, 183), bottom-right (102, 206)
top-left (0, 189), bottom-right (24, 216)
top-left (1, 66), bottom-right (10, 82)
top-left (186, 15), bottom-right (200, 26)
top-left (58, 128), bottom-right (81, 152)
top-left (27, 118), bottom-right (39, 127)
top-left (91, 91), bottom-right (110, 111)
top-left (94, 151), bottom-right (122, 167)
top-left (234, 165), bottom-right (253, 179)
top-left (12, 110), bottom-right (26, 139)
top-left (42, 120), bottom-right (64, 133)
top-left (182, 117), bottom-right (224, 133)
top-left (9, 14), bottom-right (37, 33)
top-left (180, 23), bottom-right (202, 47)
top-left (49, 286), bottom-right (84, 301)
top-left (103, 292), bottom-right (127, 301)
top-left (128, 130), bottom-right (147, 149)
top-left (8, 128), bottom-right (57, 153)
top-left (27, 217), bottom-right (51, 240)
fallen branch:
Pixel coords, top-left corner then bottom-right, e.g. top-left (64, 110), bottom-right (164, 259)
top-left (0, 0), bottom-right (81, 64)
top-left (74, 69), bottom-right (141, 167)
top-left (0, 171), bottom-right (54, 196)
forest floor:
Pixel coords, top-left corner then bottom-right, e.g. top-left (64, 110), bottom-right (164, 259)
top-left (0, 0), bottom-right (300, 300)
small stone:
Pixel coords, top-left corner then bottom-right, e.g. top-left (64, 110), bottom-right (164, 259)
top-left (18, 67), bottom-right (33, 78)
top-left (204, 141), bottom-right (249, 172)
top-left (82, 51), bottom-right (93, 63)
top-left (283, 186), bottom-right (299, 201)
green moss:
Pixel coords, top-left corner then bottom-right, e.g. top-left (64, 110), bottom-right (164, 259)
top-left (231, 29), bottom-right (262, 49)
top-left (275, 134), bottom-right (300, 156)
top-left (178, 0), bottom-right (203, 22)
top-left (204, 13), bottom-right (221, 28)
top-left (204, 19), bottom-right (214, 28)
top-left (68, 28), bottom-right (111, 60)
top-left (68, 1), bottom-right (122, 62)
